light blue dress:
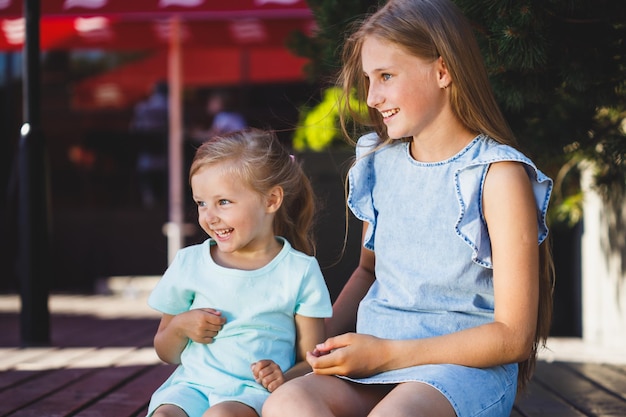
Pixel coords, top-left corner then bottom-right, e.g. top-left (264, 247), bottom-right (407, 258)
top-left (345, 133), bottom-right (552, 417)
top-left (146, 237), bottom-right (332, 417)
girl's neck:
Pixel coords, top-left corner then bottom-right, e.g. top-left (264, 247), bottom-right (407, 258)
top-left (211, 237), bottom-right (283, 271)
top-left (409, 120), bottom-right (475, 163)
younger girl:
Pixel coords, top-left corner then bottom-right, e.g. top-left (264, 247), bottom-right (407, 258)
top-left (146, 129), bottom-right (332, 417)
top-left (263, 0), bottom-right (553, 416)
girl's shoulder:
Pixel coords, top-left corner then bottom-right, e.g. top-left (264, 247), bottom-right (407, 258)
top-left (167, 239), bottom-right (216, 275)
top-left (455, 136), bottom-right (553, 258)
top-left (279, 238), bottom-right (322, 269)
top-left (355, 131), bottom-right (380, 147)
top-left (354, 132), bottom-right (382, 158)
top-left (354, 132), bottom-right (410, 164)
top-left (463, 135), bottom-right (552, 186)
top-left (468, 135), bottom-right (532, 166)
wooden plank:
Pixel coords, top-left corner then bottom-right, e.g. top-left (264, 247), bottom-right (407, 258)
top-left (566, 362), bottom-right (626, 400)
top-left (73, 364), bottom-right (175, 417)
top-left (67, 347), bottom-right (142, 369)
top-left (0, 348), bottom-right (165, 416)
top-left (533, 361), bottom-right (626, 416)
top-left (50, 316), bottom-right (108, 346)
top-left (0, 367), bottom-right (93, 415)
top-left (113, 347), bottom-right (162, 367)
top-left (0, 369), bottom-right (40, 392)
top-left (0, 347), bottom-right (56, 371)
top-left (7, 365), bottom-right (151, 417)
top-left (50, 316), bottom-right (157, 348)
top-left (64, 318), bottom-right (156, 348)
top-left (13, 348), bottom-right (98, 370)
top-left (514, 377), bottom-right (587, 416)
top-left (106, 320), bottom-right (157, 348)
top-left (133, 406), bottom-right (149, 417)
top-left (46, 295), bottom-right (159, 320)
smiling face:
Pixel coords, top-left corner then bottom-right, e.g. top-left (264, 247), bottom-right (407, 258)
top-left (361, 35), bottom-right (449, 141)
top-left (191, 162), bottom-right (282, 267)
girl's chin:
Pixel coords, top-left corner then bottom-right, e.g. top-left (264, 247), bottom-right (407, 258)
top-left (213, 242), bottom-right (239, 254)
top-left (214, 238), bottom-right (234, 248)
top-left (384, 127), bottom-right (409, 140)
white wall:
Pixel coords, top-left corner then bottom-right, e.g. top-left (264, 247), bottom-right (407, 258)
top-left (581, 164), bottom-right (626, 348)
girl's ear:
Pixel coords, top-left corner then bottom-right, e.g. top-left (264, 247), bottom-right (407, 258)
top-left (437, 56), bottom-right (452, 89)
top-left (266, 186), bottom-right (284, 213)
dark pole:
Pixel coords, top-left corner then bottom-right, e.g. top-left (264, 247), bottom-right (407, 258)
top-left (18, 0), bottom-right (50, 346)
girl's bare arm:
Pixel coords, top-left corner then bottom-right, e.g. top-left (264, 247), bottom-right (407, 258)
top-left (326, 224), bottom-right (376, 337)
top-left (153, 308), bottom-right (225, 364)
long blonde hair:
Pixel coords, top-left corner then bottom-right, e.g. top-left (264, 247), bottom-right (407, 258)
top-left (189, 129), bottom-right (317, 256)
top-left (337, 0), bottom-right (554, 393)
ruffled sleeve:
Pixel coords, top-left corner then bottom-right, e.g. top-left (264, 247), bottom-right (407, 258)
top-left (347, 132), bottom-right (380, 251)
top-left (454, 145), bottom-right (553, 268)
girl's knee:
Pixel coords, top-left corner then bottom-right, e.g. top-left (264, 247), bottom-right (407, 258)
top-left (152, 404), bottom-right (188, 417)
top-left (203, 401), bottom-right (258, 417)
top-left (262, 384), bottom-right (299, 416)
top-left (263, 378), bottom-right (319, 416)
top-left (368, 382), bottom-right (456, 417)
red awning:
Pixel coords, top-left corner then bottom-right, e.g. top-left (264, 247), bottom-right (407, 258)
top-left (72, 46), bottom-right (308, 109)
top-left (0, 0), bottom-right (312, 17)
top-left (0, 0), bottom-right (315, 51)
top-left (0, 0), bottom-right (315, 107)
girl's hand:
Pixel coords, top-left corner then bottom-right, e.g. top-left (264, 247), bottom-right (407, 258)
top-left (306, 333), bottom-right (388, 378)
top-left (174, 308), bottom-right (225, 344)
top-left (251, 360), bottom-right (285, 392)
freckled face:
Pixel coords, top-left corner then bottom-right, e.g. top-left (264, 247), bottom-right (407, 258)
top-left (361, 36), bottom-right (445, 140)
top-left (191, 164), bottom-right (275, 256)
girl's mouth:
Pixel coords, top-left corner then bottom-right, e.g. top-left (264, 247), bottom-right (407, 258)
top-left (381, 108), bottom-right (399, 119)
top-left (213, 228), bottom-right (233, 239)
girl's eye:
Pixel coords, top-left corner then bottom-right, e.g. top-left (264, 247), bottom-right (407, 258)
top-left (218, 199), bottom-right (231, 206)
top-left (196, 200), bottom-right (206, 207)
top-left (382, 73), bottom-right (392, 81)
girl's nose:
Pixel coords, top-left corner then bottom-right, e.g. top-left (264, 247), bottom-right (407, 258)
top-left (366, 83), bottom-right (381, 108)
top-left (200, 209), bottom-right (218, 225)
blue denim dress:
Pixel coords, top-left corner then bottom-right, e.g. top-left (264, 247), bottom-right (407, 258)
top-left (345, 133), bottom-right (552, 417)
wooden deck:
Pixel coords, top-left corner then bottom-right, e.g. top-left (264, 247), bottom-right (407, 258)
top-left (1, 292), bottom-right (625, 417)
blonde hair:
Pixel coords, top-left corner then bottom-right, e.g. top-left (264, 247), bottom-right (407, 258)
top-left (337, 0), bottom-right (554, 393)
top-left (189, 129), bottom-right (317, 256)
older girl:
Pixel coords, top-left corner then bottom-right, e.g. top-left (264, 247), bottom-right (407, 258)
top-left (263, 0), bottom-right (553, 416)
